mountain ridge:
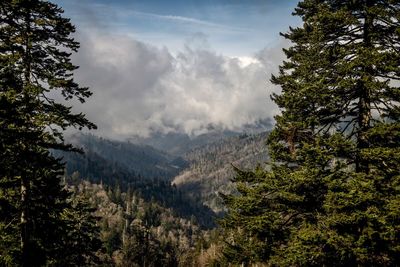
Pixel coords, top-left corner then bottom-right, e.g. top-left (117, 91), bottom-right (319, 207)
top-left (172, 131), bottom-right (270, 213)
top-left (127, 119), bottom-right (272, 156)
top-left (64, 133), bottom-right (188, 180)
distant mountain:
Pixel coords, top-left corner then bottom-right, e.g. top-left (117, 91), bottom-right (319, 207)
top-left (172, 131), bottom-right (270, 213)
top-left (63, 133), bottom-right (188, 180)
top-left (128, 130), bottom-right (238, 157)
top-left (128, 119), bottom-right (272, 156)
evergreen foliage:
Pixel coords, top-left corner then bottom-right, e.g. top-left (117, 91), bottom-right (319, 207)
top-left (0, 0), bottom-right (99, 265)
top-left (221, 0), bottom-right (400, 266)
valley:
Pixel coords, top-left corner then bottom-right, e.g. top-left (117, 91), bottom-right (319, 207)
top-left (57, 130), bottom-right (270, 266)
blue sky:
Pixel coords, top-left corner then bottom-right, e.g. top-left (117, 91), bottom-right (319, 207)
top-left (56, 0), bottom-right (300, 56)
top-left (53, 0), bottom-right (302, 138)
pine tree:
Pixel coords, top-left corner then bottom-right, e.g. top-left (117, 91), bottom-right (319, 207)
top-left (57, 195), bottom-right (102, 266)
top-left (221, 0), bottom-right (400, 266)
top-left (0, 0), bottom-right (98, 265)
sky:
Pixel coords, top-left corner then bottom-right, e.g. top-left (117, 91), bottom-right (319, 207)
top-left (53, 0), bottom-right (301, 139)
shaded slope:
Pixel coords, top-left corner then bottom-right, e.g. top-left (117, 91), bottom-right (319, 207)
top-left (56, 135), bottom-right (215, 228)
top-left (172, 132), bottom-right (270, 213)
top-left (67, 133), bottom-right (188, 180)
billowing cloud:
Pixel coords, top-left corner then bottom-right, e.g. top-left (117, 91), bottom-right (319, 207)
top-left (69, 31), bottom-right (287, 139)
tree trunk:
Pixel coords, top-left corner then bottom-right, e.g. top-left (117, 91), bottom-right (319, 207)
top-left (21, 6), bottom-right (32, 265)
top-left (21, 174), bottom-right (30, 267)
top-left (356, 3), bottom-right (373, 173)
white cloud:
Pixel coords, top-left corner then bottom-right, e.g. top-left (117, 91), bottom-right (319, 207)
top-left (69, 31), bottom-right (286, 139)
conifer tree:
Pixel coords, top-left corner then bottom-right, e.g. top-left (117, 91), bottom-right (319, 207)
top-left (221, 0), bottom-right (400, 266)
top-left (0, 0), bottom-right (98, 265)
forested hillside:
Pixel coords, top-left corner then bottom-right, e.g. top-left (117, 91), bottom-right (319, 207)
top-left (173, 132), bottom-right (269, 213)
top-left (51, 131), bottom-right (271, 265)
top-left (56, 136), bottom-right (216, 228)
top-left (63, 133), bottom-right (188, 180)
top-left (56, 133), bottom-right (243, 266)
top-left (129, 119), bottom-right (271, 156)
top-left (66, 179), bottom-right (221, 266)
top-left (56, 132), bottom-right (270, 216)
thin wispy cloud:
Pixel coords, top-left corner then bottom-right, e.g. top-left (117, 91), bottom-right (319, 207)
top-left (56, 0), bottom-right (299, 55)
top-left (130, 10), bottom-right (251, 33)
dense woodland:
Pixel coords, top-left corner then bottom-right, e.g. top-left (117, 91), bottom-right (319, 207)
top-left (173, 132), bottom-right (269, 213)
top-left (65, 133), bottom-right (189, 180)
top-left (66, 178), bottom-right (219, 266)
top-left (56, 132), bottom-right (270, 265)
top-left (57, 136), bottom-right (216, 229)
top-left (1, 0), bottom-right (400, 266)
